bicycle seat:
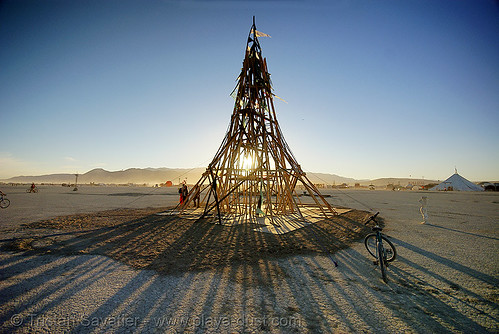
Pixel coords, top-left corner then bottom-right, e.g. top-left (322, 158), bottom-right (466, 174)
top-left (372, 226), bottom-right (382, 232)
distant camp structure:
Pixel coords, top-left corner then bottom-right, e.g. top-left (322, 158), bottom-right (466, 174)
top-left (479, 182), bottom-right (499, 191)
top-left (177, 18), bottom-right (337, 225)
top-left (430, 170), bottom-right (483, 191)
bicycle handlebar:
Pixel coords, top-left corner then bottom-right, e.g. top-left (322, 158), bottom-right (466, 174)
top-left (364, 212), bottom-right (379, 225)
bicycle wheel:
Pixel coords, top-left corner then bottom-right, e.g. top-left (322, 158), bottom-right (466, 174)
top-left (0, 198), bottom-right (9, 208)
top-left (365, 234), bottom-right (397, 262)
top-left (378, 242), bottom-right (388, 283)
top-left (364, 234), bottom-right (378, 258)
top-left (382, 236), bottom-right (397, 262)
top-left (26, 189), bottom-right (31, 193)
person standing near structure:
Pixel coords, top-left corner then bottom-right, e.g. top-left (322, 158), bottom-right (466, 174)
top-left (179, 181), bottom-right (188, 205)
top-left (192, 188), bottom-right (200, 208)
top-left (178, 185), bottom-right (184, 204)
top-left (182, 182), bottom-right (189, 205)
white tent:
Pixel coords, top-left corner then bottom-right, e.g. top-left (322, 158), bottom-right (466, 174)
top-left (430, 172), bottom-right (483, 191)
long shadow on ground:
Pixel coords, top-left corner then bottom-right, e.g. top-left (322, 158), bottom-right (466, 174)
top-left (1, 208), bottom-right (497, 333)
top-left (3, 208), bottom-right (370, 275)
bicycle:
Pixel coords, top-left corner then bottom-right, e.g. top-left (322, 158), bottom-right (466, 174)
top-left (364, 212), bottom-right (397, 283)
top-left (26, 187), bottom-right (39, 193)
top-left (0, 194), bottom-right (10, 209)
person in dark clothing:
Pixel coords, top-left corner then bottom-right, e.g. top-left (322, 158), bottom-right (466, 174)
top-left (182, 183), bottom-right (189, 204)
top-left (193, 189), bottom-right (200, 208)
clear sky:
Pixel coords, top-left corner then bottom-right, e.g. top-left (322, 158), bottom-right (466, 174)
top-left (1, 0), bottom-right (498, 181)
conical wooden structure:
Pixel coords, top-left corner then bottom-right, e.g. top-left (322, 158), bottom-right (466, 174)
top-left (180, 18), bottom-right (337, 225)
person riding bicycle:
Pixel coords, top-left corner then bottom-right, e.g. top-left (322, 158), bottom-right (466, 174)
top-left (30, 183), bottom-right (36, 191)
top-left (0, 190), bottom-right (9, 209)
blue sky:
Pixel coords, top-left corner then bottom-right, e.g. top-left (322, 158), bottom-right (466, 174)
top-left (1, 0), bottom-right (498, 181)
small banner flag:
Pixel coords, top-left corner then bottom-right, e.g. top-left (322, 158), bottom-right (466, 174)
top-left (273, 93), bottom-right (288, 104)
top-left (251, 28), bottom-right (271, 38)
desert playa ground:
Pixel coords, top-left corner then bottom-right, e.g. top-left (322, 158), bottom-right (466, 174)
top-left (0, 185), bottom-right (497, 333)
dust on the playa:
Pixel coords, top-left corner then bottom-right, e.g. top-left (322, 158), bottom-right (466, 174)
top-left (4, 208), bottom-right (371, 276)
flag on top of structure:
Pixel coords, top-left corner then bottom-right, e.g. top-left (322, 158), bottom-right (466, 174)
top-left (251, 28), bottom-right (271, 38)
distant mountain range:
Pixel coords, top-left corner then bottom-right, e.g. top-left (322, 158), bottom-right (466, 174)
top-left (1, 168), bottom-right (205, 186)
top-left (0, 167), bottom-right (436, 187)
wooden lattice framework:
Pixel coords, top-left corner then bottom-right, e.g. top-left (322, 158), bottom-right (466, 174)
top-left (180, 18), bottom-right (337, 225)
